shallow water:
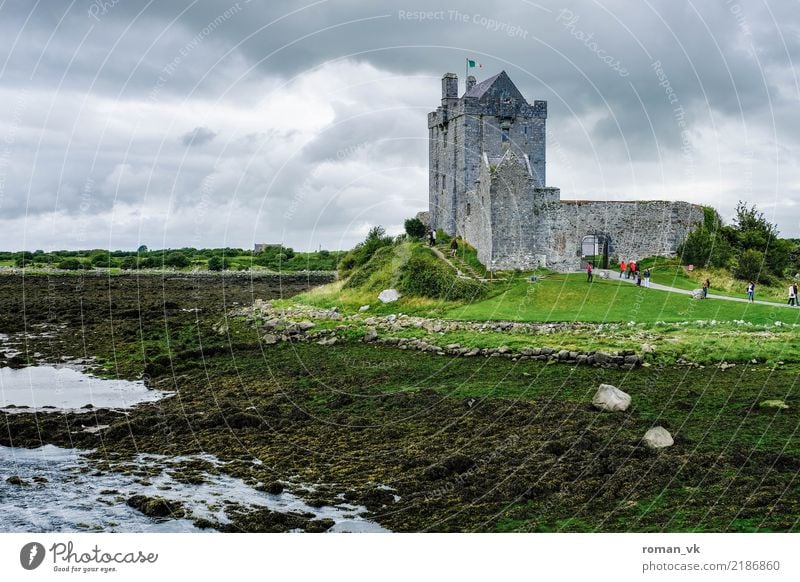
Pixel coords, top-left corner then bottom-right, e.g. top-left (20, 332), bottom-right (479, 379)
top-left (0, 366), bottom-right (168, 412)
top-left (0, 445), bottom-right (389, 533)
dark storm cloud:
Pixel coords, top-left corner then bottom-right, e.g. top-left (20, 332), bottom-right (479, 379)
top-left (0, 0), bottom-right (798, 250)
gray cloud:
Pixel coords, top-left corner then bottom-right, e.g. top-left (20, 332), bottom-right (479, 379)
top-left (181, 126), bottom-right (219, 146)
top-left (0, 0), bottom-right (799, 252)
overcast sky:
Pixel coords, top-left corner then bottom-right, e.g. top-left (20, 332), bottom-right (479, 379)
top-left (1, 0), bottom-right (798, 252)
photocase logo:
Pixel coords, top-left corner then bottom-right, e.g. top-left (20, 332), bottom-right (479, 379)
top-left (20, 542), bottom-right (46, 570)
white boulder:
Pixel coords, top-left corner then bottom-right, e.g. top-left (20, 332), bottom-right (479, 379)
top-left (378, 289), bottom-right (401, 303)
top-left (591, 384), bottom-right (631, 412)
top-left (642, 426), bottom-right (674, 449)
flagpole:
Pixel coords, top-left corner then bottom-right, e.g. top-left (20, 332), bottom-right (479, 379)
top-left (464, 58), bottom-right (467, 93)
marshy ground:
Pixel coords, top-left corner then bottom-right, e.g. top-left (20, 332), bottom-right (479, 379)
top-left (1, 273), bottom-right (798, 532)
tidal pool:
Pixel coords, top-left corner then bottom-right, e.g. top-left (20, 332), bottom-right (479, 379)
top-left (0, 365), bottom-right (168, 412)
top-left (0, 445), bottom-right (389, 533)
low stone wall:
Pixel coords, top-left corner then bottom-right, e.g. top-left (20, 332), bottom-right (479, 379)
top-left (233, 301), bottom-right (645, 370)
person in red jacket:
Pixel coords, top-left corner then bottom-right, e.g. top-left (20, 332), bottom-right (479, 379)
top-left (587, 262), bottom-right (593, 283)
top-left (619, 260), bottom-right (626, 279)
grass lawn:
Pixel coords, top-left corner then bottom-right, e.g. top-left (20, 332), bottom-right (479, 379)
top-left (648, 265), bottom-right (791, 304)
top-left (447, 273), bottom-right (800, 325)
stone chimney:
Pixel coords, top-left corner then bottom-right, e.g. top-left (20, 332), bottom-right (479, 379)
top-left (466, 75), bottom-right (476, 92)
top-left (441, 73), bottom-right (458, 106)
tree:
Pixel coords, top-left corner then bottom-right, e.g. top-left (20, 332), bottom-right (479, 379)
top-left (120, 256), bottom-right (138, 270)
top-left (58, 258), bottom-right (86, 270)
top-left (404, 217), bottom-right (426, 239)
top-left (137, 245), bottom-right (148, 253)
top-left (207, 256), bottom-right (223, 271)
top-left (164, 252), bottom-right (189, 268)
top-left (14, 251), bottom-right (34, 268)
top-left (731, 201), bottom-right (790, 278)
top-left (733, 248), bottom-right (768, 283)
top-left (90, 253), bottom-right (113, 268)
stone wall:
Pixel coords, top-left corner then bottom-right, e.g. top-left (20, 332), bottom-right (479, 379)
top-left (537, 200), bottom-right (705, 271)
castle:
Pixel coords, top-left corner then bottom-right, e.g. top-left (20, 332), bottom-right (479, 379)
top-left (427, 71), bottom-right (704, 271)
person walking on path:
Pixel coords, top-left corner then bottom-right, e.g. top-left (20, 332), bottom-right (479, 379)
top-left (790, 284), bottom-right (798, 306)
top-left (746, 281), bottom-right (755, 303)
top-left (449, 238), bottom-right (458, 258)
top-left (636, 270), bottom-right (642, 287)
top-left (586, 262), bottom-right (593, 283)
top-left (795, 283), bottom-right (799, 307)
top-left (644, 268), bottom-right (651, 288)
top-left (627, 263), bottom-right (634, 280)
top-left (619, 260), bottom-right (626, 279)
top-left (427, 230), bottom-right (435, 247)
top-left (702, 279), bottom-right (710, 299)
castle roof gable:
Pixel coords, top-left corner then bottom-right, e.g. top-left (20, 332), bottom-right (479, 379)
top-left (464, 70), bottom-right (527, 104)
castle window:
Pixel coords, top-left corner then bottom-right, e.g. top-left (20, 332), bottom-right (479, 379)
top-left (466, 203), bottom-right (471, 216)
top-left (501, 127), bottom-right (510, 143)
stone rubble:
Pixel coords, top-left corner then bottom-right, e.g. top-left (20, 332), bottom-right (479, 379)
top-left (234, 301), bottom-right (647, 369)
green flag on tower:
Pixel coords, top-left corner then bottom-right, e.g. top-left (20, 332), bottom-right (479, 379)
top-left (467, 59), bottom-right (476, 68)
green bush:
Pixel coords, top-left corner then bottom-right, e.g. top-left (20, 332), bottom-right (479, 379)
top-left (338, 226), bottom-right (394, 277)
top-left (207, 256), bottom-right (223, 271)
top-left (734, 248), bottom-right (770, 283)
top-left (164, 252), bottom-right (189, 268)
top-left (404, 217), bottom-right (426, 239)
top-left (120, 256), bottom-right (138, 270)
top-left (435, 229), bottom-right (452, 245)
top-left (58, 258), bottom-right (87, 270)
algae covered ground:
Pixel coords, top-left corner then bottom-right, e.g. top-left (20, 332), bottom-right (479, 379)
top-left (1, 270), bottom-right (799, 532)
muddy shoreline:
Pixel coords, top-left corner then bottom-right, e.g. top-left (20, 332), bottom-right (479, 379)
top-left (1, 274), bottom-right (797, 532)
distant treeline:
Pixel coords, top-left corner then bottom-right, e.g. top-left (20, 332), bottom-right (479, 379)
top-left (0, 245), bottom-right (345, 272)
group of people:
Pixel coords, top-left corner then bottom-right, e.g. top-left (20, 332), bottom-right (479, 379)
top-left (585, 260), bottom-right (651, 287)
top-left (614, 260), bottom-right (651, 288)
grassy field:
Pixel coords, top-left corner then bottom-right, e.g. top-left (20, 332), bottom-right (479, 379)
top-left (447, 273), bottom-right (800, 325)
top-left (644, 263), bottom-right (793, 304)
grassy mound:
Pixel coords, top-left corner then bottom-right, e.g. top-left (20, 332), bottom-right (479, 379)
top-left (293, 242), bottom-right (488, 313)
top-left (398, 245), bottom-right (487, 301)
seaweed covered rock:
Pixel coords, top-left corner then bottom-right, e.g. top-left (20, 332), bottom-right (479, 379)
top-left (126, 494), bottom-right (185, 518)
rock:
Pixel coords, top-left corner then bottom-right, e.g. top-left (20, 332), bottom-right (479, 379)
top-left (759, 400), bottom-right (789, 410)
top-left (363, 328), bottom-right (378, 343)
top-left (126, 494), bottom-right (185, 518)
top-left (296, 321), bottom-right (316, 332)
top-left (591, 384), bottom-right (632, 412)
top-left (642, 426), bottom-right (674, 449)
top-left (5, 475), bottom-right (28, 486)
top-left (359, 305), bottom-right (370, 312)
top-left (641, 343), bottom-right (656, 353)
top-left (378, 289), bottom-right (401, 303)
top-left (624, 354), bottom-right (641, 366)
top-left (497, 346), bottom-right (510, 354)
top-left (257, 481), bottom-right (285, 495)
top-left (593, 351), bottom-right (610, 364)
top-left (263, 334), bottom-right (279, 345)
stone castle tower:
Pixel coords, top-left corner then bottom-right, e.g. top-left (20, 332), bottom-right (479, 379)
top-left (427, 71), bottom-right (704, 272)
